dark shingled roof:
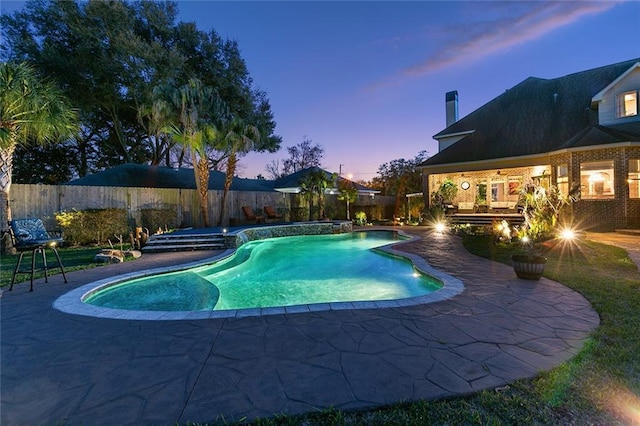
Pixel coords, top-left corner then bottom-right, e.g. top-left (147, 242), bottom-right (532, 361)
top-left (65, 164), bottom-right (276, 192)
top-left (422, 58), bottom-right (640, 168)
top-left (273, 166), bottom-right (378, 193)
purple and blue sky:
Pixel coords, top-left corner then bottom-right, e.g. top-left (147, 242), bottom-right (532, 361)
top-left (3, 1), bottom-right (639, 180)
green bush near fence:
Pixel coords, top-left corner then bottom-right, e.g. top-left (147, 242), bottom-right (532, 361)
top-left (289, 207), bottom-right (308, 222)
top-left (55, 208), bottom-right (129, 246)
top-left (140, 206), bottom-right (178, 233)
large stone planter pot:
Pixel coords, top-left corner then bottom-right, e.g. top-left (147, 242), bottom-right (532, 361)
top-left (511, 254), bottom-right (547, 280)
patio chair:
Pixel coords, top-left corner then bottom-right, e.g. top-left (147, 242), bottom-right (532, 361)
top-left (8, 218), bottom-right (68, 292)
top-left (242, 206), bottom-right (265, 224)
top-left (263, 206), bottom-right (284, 222)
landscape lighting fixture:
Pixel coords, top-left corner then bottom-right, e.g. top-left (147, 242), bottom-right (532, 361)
top-left (435, 222), bottom-right (447, 233)
top-left (559, 227), bottom-right (576, 241)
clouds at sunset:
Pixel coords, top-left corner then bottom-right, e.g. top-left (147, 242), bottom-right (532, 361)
top-left (371, 1), bottom-right (623, 90)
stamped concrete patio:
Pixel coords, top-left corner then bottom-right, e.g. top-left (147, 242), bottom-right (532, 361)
top-left (1, 228), bottom-right (600, 424)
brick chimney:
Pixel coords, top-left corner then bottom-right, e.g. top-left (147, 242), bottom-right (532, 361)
top-left (445, 90), bottom-right (458, 127)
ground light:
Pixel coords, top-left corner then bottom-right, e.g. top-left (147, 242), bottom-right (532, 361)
top-left (434, 222), bottom-right (447, 233)
top-left (558, 227), bottom-right (576, 241)
top-left (494, 220), bottom-right (511, 241)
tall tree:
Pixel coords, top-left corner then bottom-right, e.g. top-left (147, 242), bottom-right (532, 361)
top-left (265, 159), bottom-right (284, 180)
top-left (1, 0), bottom-right (280, 177)
top-left (138, 83), bottom-right (178, 166)
top-left (300, 168), bottom-right (335, 221)
top-left (168, 79), bottom-right (223, 227)
top-left (374, 151), bottom-right (429, 217)
top-left (0, 62), bottom-right (77, 252)
top-left (337, 179), bottom-right (358, 220)
top-left (217, 118), bottom-right (260, 226)
top-left (283, 138), bottom-right (324, 175)
top-left (12, 143), bottom-right (76, 184)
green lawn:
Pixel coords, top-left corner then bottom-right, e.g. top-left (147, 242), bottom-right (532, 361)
top-left (244, 235), bottom-right (640, 425)
top-left (1, 246), bottom-right (110, 286)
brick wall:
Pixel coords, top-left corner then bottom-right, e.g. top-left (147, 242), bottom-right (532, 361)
top-left (551, 146), bottom-right (640, 231)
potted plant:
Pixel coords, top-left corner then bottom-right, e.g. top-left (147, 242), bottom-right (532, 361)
top-left (431, 178), bottom-right (458, 209)
top-left (511, 182), bottom-right (577, 280)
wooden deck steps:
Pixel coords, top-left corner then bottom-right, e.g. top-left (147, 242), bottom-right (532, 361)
top-left (448, 213), bottom-right (525, 227)
top-left (142, 232), bottom-right (232, 253)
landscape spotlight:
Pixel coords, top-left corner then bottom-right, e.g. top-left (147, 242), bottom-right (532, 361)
top-left (559, 227), bottom-right (576, 241)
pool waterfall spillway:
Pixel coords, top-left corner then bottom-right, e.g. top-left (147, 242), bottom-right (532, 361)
top-left (53, 223), bottom-right (465, 320)
top-left (142, 221), bottom-right (355, 252)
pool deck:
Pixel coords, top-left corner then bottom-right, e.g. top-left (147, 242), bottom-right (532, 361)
top-left (2, 227), bottom-right (627, 424)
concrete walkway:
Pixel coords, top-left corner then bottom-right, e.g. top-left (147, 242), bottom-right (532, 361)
top-left (1, 228), bottom-right (602, 424)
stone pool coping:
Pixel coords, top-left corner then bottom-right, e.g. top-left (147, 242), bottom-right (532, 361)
top-left (2, 227), bottom-right (601, 425)
top-left (53, 227), bottom-right (464, 320)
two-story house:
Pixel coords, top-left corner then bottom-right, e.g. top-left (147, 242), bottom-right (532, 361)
top-left (419, 58), bottom-right (640, 230)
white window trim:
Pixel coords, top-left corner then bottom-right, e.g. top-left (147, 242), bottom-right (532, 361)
top-left (616, 90), bottom-right (639, 118)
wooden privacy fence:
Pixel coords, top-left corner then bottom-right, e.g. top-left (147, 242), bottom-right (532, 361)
top-left (11, 184), bottom-right (287, 229)
top-left (10, 184), bottom-right (399, 230)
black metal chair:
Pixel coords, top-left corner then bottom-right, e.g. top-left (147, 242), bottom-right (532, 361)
top-left (9, 218), bottom-right (67, 292)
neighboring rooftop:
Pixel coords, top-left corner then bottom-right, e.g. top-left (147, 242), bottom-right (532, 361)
top-left (65, 164), bottom-right (275, 192)
top-left (65, 164), bottom-right (379, 194)
top-left (273, 166), bottom-right (379, 194)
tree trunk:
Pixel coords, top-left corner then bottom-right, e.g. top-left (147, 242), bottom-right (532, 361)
top-left (197, 159), bottom-right (210, 228)
top-left (192, 152), bottom-right (210, 227)
top-left (394, 177), bottom-right (407, 219)
top-left (218, 153), bottom-right (237, 226)
top-left (319, 192), bottom-right (325, 220)
top-left (0, 144), bottom-right (16, 254)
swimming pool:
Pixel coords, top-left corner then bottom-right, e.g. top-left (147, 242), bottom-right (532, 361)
top-left (54, 228), bottom-right (464, 320)
top-left (83, 231), bottom-right (441, 311)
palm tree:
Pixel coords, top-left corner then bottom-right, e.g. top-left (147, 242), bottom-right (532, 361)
top-left (137, 83), bottom-right (176, 166)
top-left (0, 62), bottom-right (77, 253)
top-left (300, 168), bottom-right (335, 221)
top-left (217, 118), bottom-right (260, 226)
top-left (168, 79), bottom-right (222, 227)
top-left (337, 178), bottom-right (358, 220)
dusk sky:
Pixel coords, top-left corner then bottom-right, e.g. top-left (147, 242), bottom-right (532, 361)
top-left (3, 1), bottom-right (640, 180)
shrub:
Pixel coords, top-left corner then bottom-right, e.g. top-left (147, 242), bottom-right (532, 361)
top-left (56, 208), bottom-right (128, 246)
top-left (431, 178), bottom-right (458, 208)
top-left (518, 183), bottom-right (579, 244)
top-left (354, 211), bottom-right (367, 226)
top-left (140, 206), bottom-right (178, 233)
top-left (289, 207), bottom-right (308, 222)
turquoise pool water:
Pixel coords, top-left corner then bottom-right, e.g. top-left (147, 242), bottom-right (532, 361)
top-left (84, 231), bottom-right (441, 311)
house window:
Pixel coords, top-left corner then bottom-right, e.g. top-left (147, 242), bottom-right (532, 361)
top-left (508, 176), bottom-right (522, 195)
top-left (580, 160), bottom-right (615, 199)
top-left (629, 159), bottom-right (640, 199)
top-left (616, 90), bottom-right (638, 118)
top-left (491, 180), bottom-right (505, 202)
top-left (557, 164), bottom-right (568, 196)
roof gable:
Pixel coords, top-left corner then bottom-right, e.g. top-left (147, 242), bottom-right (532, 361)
top-left (422, 58), bottom-right (640, 168)
top-left (592, 61), bottom-right (640, 103)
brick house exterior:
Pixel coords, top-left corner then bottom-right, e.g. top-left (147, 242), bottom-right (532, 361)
top-left (419, 59), bottom-right (640, 231)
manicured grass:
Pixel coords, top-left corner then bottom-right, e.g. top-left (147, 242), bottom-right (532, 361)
top-left (239, 235), bottom-right (640, 425)
top-left (1, 246), bottom-right (111, 287)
